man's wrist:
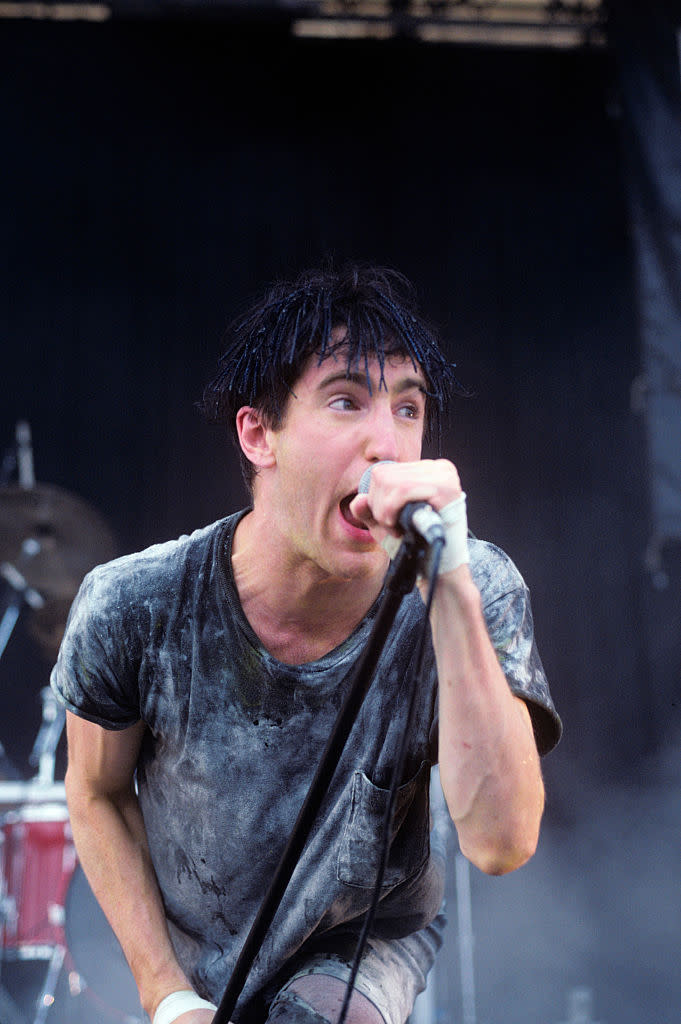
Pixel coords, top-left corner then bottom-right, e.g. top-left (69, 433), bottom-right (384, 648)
top-left (437, 493), bottom-right (469, 574)
top-left (152, 989), bottom-right (217, 1024)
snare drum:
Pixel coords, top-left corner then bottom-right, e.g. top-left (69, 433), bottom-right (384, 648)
top-left (0, 786), bottom-right (142, 1021)
top-left (1, 800), bottom-right (76, 957)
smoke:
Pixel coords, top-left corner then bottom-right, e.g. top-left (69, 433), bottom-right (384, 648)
top-left (428, 733), bottom-right (681, 1024)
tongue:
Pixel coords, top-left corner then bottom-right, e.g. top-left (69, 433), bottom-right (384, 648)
top-left (340, 495), bottom-right (368, 530)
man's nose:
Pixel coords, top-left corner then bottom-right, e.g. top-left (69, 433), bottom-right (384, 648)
top-left (363, 404), bottom-right (399, 463)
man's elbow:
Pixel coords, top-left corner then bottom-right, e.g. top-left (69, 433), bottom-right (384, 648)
top-left (445, 764), bottom-right (546, 875)
top-left (458, 823), bottom-right (540, 876)
top-left (64, 765), bottom-right (126, 824)
top-left (64, 767), bottom-right (96, 826)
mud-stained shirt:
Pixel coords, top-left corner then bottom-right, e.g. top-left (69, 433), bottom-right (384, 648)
top-left (51, 511), bottom-right (561, 1020)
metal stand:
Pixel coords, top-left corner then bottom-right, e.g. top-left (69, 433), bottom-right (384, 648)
top-left (31, 946), bottom-right (65, 1024)
top-left (1, 635), bottom-right (68, 1024)
top-left (214, 535), bottom-right (427, 1024)
top-left (0, 540), bottom-right (44, 663)
top-left (557, 987), bottom-right (601, 1024)
top-left (0, 421), bottom-right (121, 1023)
top-left (455, 852), bottom-right (476, 1024)
top-left (0, 420), bottom-right (41, 664)
top-left (29, 690), bottom-right (65, 786)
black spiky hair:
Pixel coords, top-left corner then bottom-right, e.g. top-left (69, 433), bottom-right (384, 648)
top-left (200, 263), bottom-right (466, 489)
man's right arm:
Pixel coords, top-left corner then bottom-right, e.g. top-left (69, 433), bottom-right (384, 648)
top-left (64, 712), bottom-right (216, 1024)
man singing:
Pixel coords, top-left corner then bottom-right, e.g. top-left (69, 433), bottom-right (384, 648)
top-left (52, 265), bottom-right (561, 1024)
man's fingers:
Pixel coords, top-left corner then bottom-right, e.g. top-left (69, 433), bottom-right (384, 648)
top-left (353, 459), bottom-right (463, 528)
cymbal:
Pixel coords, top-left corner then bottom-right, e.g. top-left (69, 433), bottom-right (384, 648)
top-left (0, 483), bottom-right (118, 659)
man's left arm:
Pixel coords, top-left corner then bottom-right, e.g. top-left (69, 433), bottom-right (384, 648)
top-left (427, 562), bottom-right (544, 875)
top-left (351, 458), bottom-right (545, 876)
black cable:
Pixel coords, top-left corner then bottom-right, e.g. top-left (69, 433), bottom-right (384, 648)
top-left (337, 536), bottom-right (445, 1024)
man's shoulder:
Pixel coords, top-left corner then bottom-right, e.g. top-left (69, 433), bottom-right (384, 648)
top-left (80, 514), bottom-right (238, 608)
top-left (468, 536), bottom-right (527, 605)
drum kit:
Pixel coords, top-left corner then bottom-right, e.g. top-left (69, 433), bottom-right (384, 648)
top-left (0, 424), bottom-right (143, 1024)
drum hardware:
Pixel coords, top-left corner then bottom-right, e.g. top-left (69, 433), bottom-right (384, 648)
top-left (0, 543), bottom-right (45, 664)
top-left (557, 987), bottom-right (602, 1024)
top-left (29, 690), bottom-right (65, 788)
top-left (0, 796), bottom-right (71, 1024)
top-left (0, 421), bottom-right (118, 666)
top-left (0, 421), bottom-right (42, 665)
top-left (1, 801), bottom-right (76, 957)
top-left (0, 480), bottom-right (117, 666)
top-left (0, 679), bottom-right (68, 808)
top-left (15, 422), bottom-right (35, 494)
top-left (0, 742), bottom-right (19, 785)
top-left (64, 866), bottom-right (145, 1023)
top-left (0, 424), bottom-right (123, 1021)
top-left (30, 945), bottom-right (65, 1024)
top-left (0, 783), bottom-right (68, 811)
top-left (0, 424), bottom-right (117, 783)
top-left (0, 789), bottom-right (144, 1023)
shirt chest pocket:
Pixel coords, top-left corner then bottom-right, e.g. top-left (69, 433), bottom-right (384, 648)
top-left (336, 760), bottom-right (431, 889)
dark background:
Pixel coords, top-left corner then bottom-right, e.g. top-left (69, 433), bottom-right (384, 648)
top-left (1, 16), bottom-right (679, 1024)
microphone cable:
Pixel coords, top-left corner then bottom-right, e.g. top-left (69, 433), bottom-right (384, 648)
top-left (337, 533), bottom-right (445, 1024)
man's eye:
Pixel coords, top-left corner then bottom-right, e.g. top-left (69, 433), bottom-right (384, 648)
top-left (397, 403), bottom-right (420, 419)
top-left (329, 397), bottom-right (356, 411)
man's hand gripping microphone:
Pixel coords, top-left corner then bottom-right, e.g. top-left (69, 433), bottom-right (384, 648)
top-left (358, 461), bottom-right (470, 575)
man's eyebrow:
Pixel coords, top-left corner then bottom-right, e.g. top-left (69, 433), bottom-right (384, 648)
top-left (318, 370), bottom-right (427, 394)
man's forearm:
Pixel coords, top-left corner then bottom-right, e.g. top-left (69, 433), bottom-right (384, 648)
top-left (428, 566), bottom-right (544, 875)
top-left (65, 778), bottom-right (192, 1019)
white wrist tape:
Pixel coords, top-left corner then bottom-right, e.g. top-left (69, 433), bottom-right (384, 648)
top-left (381, 534), bottom-right (403, 559)
top-left (437, 492), bottom-right (469, 574)
top-left (381, 493), bottom-right (469, 574)
top-left (152, 990), bottom-right (217, 1024)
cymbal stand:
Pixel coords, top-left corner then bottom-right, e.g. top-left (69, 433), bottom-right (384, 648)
top-left (31, 945), bottom-right (66, 1024)
top-left (0, 540), bottom-right (44, 785)
top-left (29, 689), bottom-right (65, 786)
top-left (0, 419), bottom-right (42, 660)
top-left (3, 687), bottom-right (67, 1024)
top-left (0, 540), bottom-right (44, 663)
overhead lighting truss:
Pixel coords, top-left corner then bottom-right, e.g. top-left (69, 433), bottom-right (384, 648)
top-left (289, 0), bottom-right (607, 48)
top-left (0, 0), bottom-right (606, 46)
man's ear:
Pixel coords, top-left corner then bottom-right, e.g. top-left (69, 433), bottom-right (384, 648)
top-left (235, 407), bottom-right (276, 470)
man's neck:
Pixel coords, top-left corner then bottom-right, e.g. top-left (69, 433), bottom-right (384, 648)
top-left (230, 508), bottom-right (385, 665)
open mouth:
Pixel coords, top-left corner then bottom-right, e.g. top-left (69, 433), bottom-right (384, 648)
top-left (339, 493), bottom-right (369, 531)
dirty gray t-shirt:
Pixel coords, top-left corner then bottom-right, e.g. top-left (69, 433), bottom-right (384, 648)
top-left (51, 511), bottom-right (560, 1021)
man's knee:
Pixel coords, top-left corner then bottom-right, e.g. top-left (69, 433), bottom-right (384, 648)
top-left (266, 974), bottom-right (385, 1024)
top-left (266, 986), bottom-right (332, 1024)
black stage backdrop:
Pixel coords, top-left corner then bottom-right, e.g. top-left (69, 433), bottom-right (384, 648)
top-left (2, 20), bottom-right (680, 1022)
top-left (612, 0), bottom-right (681, 563)
top-left (610, 0), bottom-right (681, 780)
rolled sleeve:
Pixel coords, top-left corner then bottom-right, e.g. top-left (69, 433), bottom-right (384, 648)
top-left (469, 539), bottom-right (562, 755)
top-left (50, 565), bottom-right (142, 730)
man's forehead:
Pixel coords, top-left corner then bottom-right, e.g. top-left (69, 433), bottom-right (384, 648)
top-left (305, 346), bottom-right (426, 390)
